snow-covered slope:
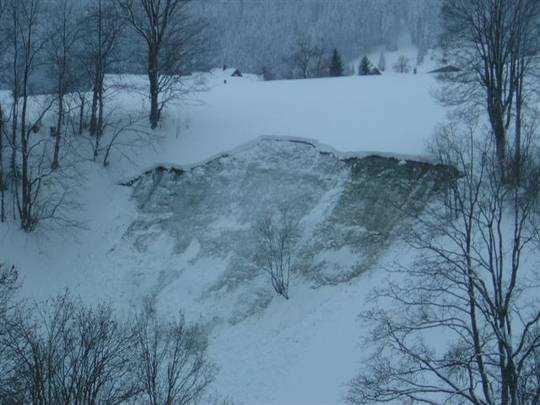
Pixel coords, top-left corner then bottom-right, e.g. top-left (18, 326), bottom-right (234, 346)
top-left (10, 138), bottom-right (452, 404)
top-left (1, 70), bottom-right (451, 404)
top-left (125, 136), bottom-right (450, 296)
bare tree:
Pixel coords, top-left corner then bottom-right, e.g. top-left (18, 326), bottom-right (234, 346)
top-left (0, 263), bottom-right (17, 322)
top-left (0, 290), bottom-right (215, 404)
top-left (291, 35), bottom-right (326, 79)
top-left (440, 0), bottom-right (540, 174)
top-left (0, 263), bottom-right (18, 400)
top-left (0, 0), bottom-right (6, 223)
top-left (116, 0), bottom-right (207, 129)
top-left (348, 118), bottom-right (540, 404)
top-left (0, 104), bottom-right (6, 223)
top-left (392, 55), bottom-right (410, 73)
top-left (131, 306), bottom-right (215, 405)
top-left (0, 293), bottom-right (140, 403)
top-left (254, 205), bottom-right (302, 300)
top-left (45, 0), bottom-right (84, 170)
top-left (82, 0), bottom-right (124, 141)
top-left (74, 89), bottom-right (89, 137)
top-left (2, 0), bottom-right (57, 231)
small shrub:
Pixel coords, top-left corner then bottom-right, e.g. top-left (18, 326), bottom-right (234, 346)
top-left (254, 205), bottom-right (302, 299)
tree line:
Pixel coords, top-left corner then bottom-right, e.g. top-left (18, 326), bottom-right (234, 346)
top-left (0, 0), bottom-right (207, 232)
top-left (195, 0), bottom-right (441, 78)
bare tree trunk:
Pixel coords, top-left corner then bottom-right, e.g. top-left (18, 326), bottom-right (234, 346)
top-left (513, 61), bottom-right (525, 183)
top-left (78, 93), bottom-right (85, 136)
top-left (93, 85), bottom-right (104, 161)
top-left (10, 99), bottom-right (18, 222)
top-left (93, 122), bottom-right (100, 160)
top-left (488, 103), bottom-right (508, 172)
top-left (51, 95), bottom-right (64, 169)
top-left (94, 85), bottom-right (103, 161)
top-left (0, 104), bottom-right (4, 222)
top-left (19, 79), bottom-right (31, 231)
top-left (97, 85), bottom-right (104, 136)
top-left (89, 78), bottom-right (100, 136)
top-left (148, 47), bottom-right (159, 129)
top-left (90, 0), bottom-right (103, 138)
top-left (118, 0), bottom-right (204, 130)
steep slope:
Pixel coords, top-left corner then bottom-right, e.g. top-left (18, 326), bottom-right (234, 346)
top-left (1, 136), bottom-right (452, 404)
top-left (126, 137), bottom-right (450, 291)
top-left (110, 137), bottom-right (453, 403)
top-left (1, 71), bottom-right (450, 404)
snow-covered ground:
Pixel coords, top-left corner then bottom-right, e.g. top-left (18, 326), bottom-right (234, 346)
top-left (108, 68), bottom-right (446, 180)
top-left (1, 67), bottom-right (450, 404)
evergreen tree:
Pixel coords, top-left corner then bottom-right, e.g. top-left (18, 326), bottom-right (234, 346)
top-left (377, 51), bottom-right (386, 71)
top-left (359, 55), bottom-right (372, 75)
top-left (329, 48), bottom-right (344, 77)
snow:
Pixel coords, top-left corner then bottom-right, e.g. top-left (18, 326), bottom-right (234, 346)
top-left (106, 70), bottom-right (446, 182)
top-left (1, 66), bottom-right (450, 404)
top-left (171, 73), bottom-right (442, 160)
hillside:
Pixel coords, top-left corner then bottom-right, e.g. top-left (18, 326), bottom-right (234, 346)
top-left (2, 71), bottom-right (451, 404)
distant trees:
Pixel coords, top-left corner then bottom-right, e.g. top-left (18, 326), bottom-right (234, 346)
top-left (254, 206), bottom-right (302, 299)
top-left (261, 66), bottom-right (274, 81)
top-left (329, 48), bottom-right (344, 77)
top-left (392, 55), bottom-right (410, 73)
top-left (290, 42), bottom-right (351, 79)
top-left (291, 35), bottom-right (326, 79)
top-left (116, 0), bottom-right (208, 129)
top-left (440, 0), bottom-right (540, 176)
top-left (194, 0), bottom-right (442, 78)
top-left (359, 56), bottom-right (372, 75)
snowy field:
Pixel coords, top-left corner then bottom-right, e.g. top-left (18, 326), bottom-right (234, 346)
top-left (110, 67), bottom-right (446, 178)
top-left (2, 68), bottom-right (450, 404)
